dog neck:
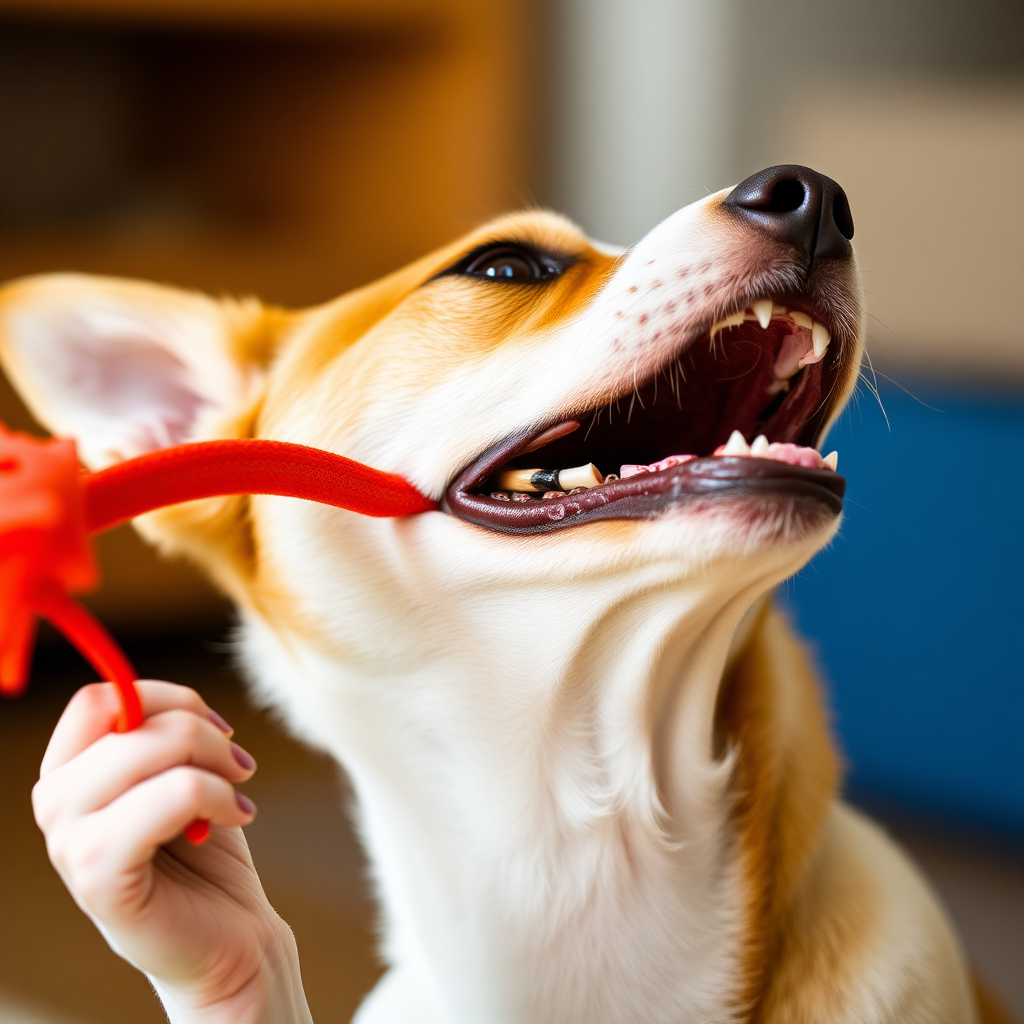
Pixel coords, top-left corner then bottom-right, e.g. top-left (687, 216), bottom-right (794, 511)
top-left (238, 509), bottom-right (829, 1023)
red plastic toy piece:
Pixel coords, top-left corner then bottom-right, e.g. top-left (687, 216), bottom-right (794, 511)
top-left (0, 421), bottom-right (437, 844)
top-left (0, 425), bottom-right (98, 694)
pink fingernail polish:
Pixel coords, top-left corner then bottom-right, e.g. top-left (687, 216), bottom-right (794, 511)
top-left (235, 792), bottom-right (256, 817)
top-left (231, 742), bottom-right (256, 771)
top-left (208, 708), bottom-right (234, 735)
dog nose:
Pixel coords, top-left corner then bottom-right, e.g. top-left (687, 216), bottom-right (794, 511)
top-left (723, 165), bottom-right (854, 262)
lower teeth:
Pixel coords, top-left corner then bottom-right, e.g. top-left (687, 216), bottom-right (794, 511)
top-left (490, 436), bottom-right (839, 501)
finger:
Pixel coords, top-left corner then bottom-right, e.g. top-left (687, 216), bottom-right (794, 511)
top-left (35, 708), bottom-right (255, 827)
top-left (41, 681), bottom-right (233, 777)
top-left (49, 767), bottom-right (256, 914)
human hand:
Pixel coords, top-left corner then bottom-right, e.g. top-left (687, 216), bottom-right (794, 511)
top-left (33, 681), bottom-right (312, 1024)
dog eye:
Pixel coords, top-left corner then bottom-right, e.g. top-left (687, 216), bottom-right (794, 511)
top-left (463, 246), bottom-right (556, 282)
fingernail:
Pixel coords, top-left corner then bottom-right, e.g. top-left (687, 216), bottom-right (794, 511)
top-left (235, 792), bottom-right (256, 817)
top-left (208, 708), bottom-right (234, 735)
top-left (231, 742), bottom-right (256, 772)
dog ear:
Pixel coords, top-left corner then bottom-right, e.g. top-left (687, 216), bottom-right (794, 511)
top-left (0, 274), bottom-right (281, 469)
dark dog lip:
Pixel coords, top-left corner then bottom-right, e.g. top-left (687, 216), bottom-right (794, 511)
top-left (444, 435), bottom-right (845, 535)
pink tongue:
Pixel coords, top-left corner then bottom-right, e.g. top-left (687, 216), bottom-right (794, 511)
top-left (710, 440), bottom-right (825, 469)
top-left (761, 442), bottom-right (825, 469)
top-left (620, 454), bottom-right (696, 478)
top-left (622, 443), bottom-right (825, 478)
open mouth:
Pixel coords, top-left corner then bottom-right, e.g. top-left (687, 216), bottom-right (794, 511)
top-left (445, 299), bottom-right (849, 534)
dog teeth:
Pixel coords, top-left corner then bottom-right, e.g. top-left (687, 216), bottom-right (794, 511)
top-left (558, 463), bottom-right (604, 490)
top-left (708, 304), bottom-right (831, 375)
top-left (710, 310), bottom-right (745, 337)
top-left (496, 463), bottom-right (603, 494)
top-left (811, 322), bottom-right (830, 358)
top-left (712, 435), bottom-right (838, 472)
top-left (722, 429), bottom-right (750, 456)
top-left (752, 299), bottom-right (773, 329)
top-left (798, 320), bottom-right (832, 367)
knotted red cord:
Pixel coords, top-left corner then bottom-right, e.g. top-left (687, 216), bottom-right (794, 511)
top-left (0, 423), bottom-right (437, 843)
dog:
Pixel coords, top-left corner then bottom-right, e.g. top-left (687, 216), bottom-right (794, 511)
top-left (0, 165), bottom-right (1006, 1023)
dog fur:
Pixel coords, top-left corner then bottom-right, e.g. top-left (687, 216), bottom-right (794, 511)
top-left (0, 189), bottom-right (1004, 1023)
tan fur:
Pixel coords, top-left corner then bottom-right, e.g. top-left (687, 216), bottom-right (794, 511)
top-left (715, 604), bottom-right (841, 1018)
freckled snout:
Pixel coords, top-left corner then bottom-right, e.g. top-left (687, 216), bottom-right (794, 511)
top-left (723, 165), bottom-right (855, 263)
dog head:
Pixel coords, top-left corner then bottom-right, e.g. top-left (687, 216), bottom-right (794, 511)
top-left (0, 165), bottom-right (862, 688)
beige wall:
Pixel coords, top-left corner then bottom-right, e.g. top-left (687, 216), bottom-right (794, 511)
top-left (757, 80), bottom-right (1024, 384)
top-left (549, 0), bottom-right (1024, 386)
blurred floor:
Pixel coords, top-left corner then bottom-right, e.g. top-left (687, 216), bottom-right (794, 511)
top-left (878, 819), bottom-right (1023, 1020)
top-left (1, 634), bottom-right (1021, 1022)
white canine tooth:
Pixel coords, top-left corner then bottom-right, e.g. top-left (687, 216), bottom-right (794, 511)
top-left (811, 321), bottom-right (830, 359)
top-left (723, 429), bottom-right (750, 456)
top-left (751, 434), bottom-right (770, 457)
top-left (790, 311), bottom-right (813, 329)
top-left (752, 299), bottom-right (773, 329)
top-left (823, 451), bottom-right (839, 471)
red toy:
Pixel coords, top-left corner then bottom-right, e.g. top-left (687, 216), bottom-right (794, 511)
top-left (0, 421), bottom-right (437, 843)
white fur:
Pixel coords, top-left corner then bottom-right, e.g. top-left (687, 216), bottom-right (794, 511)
top-left (238, 505), bottom-right (829, 1023)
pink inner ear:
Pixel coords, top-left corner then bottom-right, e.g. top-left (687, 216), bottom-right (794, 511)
top-left (58, 331), bottom-right (209, 455)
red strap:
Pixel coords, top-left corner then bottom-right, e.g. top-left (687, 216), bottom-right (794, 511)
top-left (85, 439), bottom-right (437, 533)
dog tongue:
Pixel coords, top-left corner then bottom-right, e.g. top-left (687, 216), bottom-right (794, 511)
top-left (620, 454), bottom-right (696, 478)
top-left (620, 441), bottom-right (828, 479)
top-left (710, 439), bottom-right (828, 469)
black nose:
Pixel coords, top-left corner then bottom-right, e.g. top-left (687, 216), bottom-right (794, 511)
top-left (723, 165), bottom-right (854, 262)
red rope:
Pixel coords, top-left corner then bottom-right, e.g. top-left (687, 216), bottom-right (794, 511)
top-left (84, 439), bottom-right (436, 533)
top-left (32, 582), bottom-right (143, 732)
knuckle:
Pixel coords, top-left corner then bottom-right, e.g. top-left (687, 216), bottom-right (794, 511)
top-left (164, 709), bottom-right (204, 751)
top-left (71, 682), bottom-right (114, 717)
top-left (169, 767), bottom-right (209, 807)
top-left (178, 686), bottom-right (206, 714)
top-left (152, 680), bottom-right (204, 713)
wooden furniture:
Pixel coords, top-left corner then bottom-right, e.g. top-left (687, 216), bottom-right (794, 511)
top-left (0, 0), bottom-right (536, 629)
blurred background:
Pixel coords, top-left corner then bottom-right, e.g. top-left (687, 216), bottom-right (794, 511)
top-left (0, 0), bottom-right (1021, 1020)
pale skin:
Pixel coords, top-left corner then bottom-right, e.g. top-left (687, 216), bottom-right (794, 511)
top-left (32, 681), bottom-right (313, 1024)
